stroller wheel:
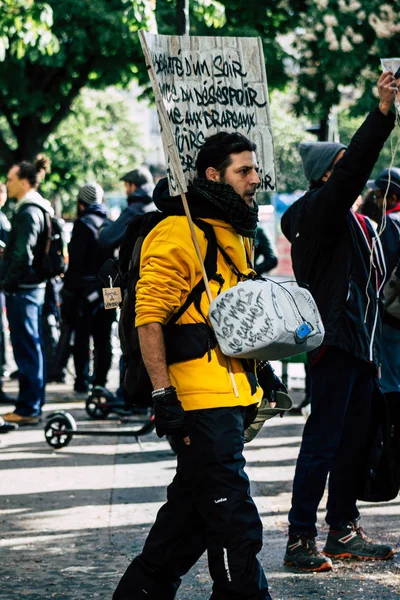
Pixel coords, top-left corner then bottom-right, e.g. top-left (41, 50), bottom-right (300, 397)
top-left (86, 387), bottom-right (114, 419)
top-left (45, 412), bottom-right (76, 449)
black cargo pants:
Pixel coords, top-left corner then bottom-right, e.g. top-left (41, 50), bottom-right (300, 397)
top-left (113, 406), bottom-right (271, 600)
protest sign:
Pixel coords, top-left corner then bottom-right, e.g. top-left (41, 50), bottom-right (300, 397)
top-left (381, 58), bottom-right (400, 116)
top-left (139, 32), bottom-right (275, 196)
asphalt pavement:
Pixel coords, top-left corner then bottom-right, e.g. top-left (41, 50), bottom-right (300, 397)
top-left (1, 363), bottom-right (399, 600)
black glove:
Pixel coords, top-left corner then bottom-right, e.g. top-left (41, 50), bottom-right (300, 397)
top-left (152, 386), bottom-right (187, 439)
top-left (256, 361), bottom-right (287, 403)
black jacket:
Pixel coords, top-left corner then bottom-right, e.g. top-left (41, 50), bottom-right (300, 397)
top-left (380, 206), bottom-right (400, 276)
top-left (98, 187), bottom-right (155, 250)
top-left (63, 205), bottom-right (114, 294)
top-left (0, 210), bottom-right (10, 245)
top-left (281, 108), bottom-right (395, 366)
top-left (380, 205), bottom-right (400, 328)
top-left (254, 227), bottom-right (278, 275)
top-left (1, 193), bottom-right (53, 292)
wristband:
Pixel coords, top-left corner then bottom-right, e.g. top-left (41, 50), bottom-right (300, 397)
top-left (152, 386), bottom-right (176, 399)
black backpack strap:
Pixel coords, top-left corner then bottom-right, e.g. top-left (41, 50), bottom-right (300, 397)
top-left (20, 202), bottom-right (51, 255)
top-left (168, 219), bottom-right (218, 326)
top-left (217, 242), bottom-right (253, 279)
top-left (43, 211), bottom-right (52, 257)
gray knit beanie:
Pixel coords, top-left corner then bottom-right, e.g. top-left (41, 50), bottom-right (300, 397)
top-left (299, 142), bottom-right (347, 183)
top-left (77, 182), bottom-right (104, 205)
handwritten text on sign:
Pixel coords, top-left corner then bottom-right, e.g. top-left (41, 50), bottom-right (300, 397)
top-left (139, 33), bottom-right (275, 196)
top-left (102, 287), bottom-right (122, 310)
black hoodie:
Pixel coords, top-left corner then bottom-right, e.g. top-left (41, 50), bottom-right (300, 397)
top-left (281, 108), bottom-right (394, 366)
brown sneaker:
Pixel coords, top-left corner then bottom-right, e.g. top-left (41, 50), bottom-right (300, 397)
top-left (2, 412), bottom-right (40, 426)
top-left (0, 416), bottom-right (18, 433)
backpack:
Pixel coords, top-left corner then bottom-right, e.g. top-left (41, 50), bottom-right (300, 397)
top-left (28, 206), bottom-right (66, 279)
top-left (104, 213), bottom-right (219, 408)
top-left (40, 213), bottom-right (67, 279)
top-left (357, 388), bottom-right (400, 502)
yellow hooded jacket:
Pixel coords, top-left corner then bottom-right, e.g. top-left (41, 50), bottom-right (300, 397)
top-left (135, 215), bottom-right (263, 411)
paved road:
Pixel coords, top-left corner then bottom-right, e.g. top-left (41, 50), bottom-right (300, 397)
top-left (1, 374), bottom-right (399, 600)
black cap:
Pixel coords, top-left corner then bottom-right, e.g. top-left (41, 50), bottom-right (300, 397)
top-left (120, 167), bottom-right (153, 187)
top-left (367, 168), bottom-right (400, 197)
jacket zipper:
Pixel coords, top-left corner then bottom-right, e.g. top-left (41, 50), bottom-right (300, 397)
top-left (369, 298), bottom-right (379, 362)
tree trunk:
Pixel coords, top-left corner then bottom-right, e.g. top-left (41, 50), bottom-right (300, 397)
top-left (14, 116), bottom-right (48, 163)
top-left (177, 0), bottom-right (190, 35)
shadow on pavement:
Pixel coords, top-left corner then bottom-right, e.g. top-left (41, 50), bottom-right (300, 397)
top-left (1, 400), bottom-right (399, 600)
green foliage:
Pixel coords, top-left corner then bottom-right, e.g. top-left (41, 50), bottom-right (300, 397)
top-left (0, 0), bottom-right (156, 166)
top-left (192, 0), bottom-right (226, 29)
top-left (39, 88), bottom-right (145, 214)
top-left (0, 0), bottom-right (58, 61)
top-left (338, 109), bottom-right (400, 181)
top-left (156, 0), bottom-right (304, 89)
top-left (270, 89), bottom-right (314, 193)
top-left (291, 0), bottom-right (400, 119)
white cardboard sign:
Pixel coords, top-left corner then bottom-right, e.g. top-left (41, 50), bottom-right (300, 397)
top-left (139, 31), bottom-right (276, 196)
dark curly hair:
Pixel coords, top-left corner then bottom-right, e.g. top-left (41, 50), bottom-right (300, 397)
top-left (196, 132), bottom-right (256, 179)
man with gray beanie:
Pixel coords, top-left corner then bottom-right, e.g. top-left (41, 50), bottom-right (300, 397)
top-left (62, 183), bottom-right (115, 396)
top-left (281, 71), bottom-right (397, 572)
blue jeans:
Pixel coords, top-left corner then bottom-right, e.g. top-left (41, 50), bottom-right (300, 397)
top-left (6, 287), bottom-right (46, 417)
top-left (289, 347), bottom-right (374, 537)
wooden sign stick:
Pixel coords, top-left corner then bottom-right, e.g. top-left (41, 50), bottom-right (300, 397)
top-left (138, 32), bottom-right (239, 398)
top-left (180, 192), bottom-right (239, 398)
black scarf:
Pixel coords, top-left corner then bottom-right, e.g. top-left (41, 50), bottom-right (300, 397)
top-left (194, 179), bottom-right (258, 239)
top-left (153, 178), bottom-right (258, 239)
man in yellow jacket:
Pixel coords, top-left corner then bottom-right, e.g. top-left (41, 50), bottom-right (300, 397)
top-left (113, 132), bottom-right (272, 600)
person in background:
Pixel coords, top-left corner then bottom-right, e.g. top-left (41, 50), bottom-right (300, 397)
top-left (1, 156), bottom-right (52, 426)
top-left (357, 189), bottom-right (383, 224)
top-left (98, 167), bottom-right (155, 251)
top-left (254, 227), bottom-right (278, 275)
top-left (0, 183), bottom-right (10, 245)
top-left (61, 183), bottom-right (115, 397)
top-left (0, 183), bottom-right (14, 418)
top-left (368, 168), bottom-right (400, 447)
top-left (99, 167), bottom-right (155, 407)
top-left (0, 183), bottom-right (13, 408)
top-left (43, 277), bottom-right (64, 383)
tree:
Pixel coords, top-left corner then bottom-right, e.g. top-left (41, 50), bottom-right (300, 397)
top-left (269, 89), bottom-right (314, 193)
top-left (290, 0), bottom-right (400, 121)
top-left (0, 0), bottom-right (156, 168)
top-left (0, 0), bottom-right (58, 61)
top-left (37, 87), bottom-right (145, 214)
top-left (0, 0), bottom-right (306, 173)
top-left (338, 109), bottom-right (398, 181)
top-left (156, 0), bottom-right (306, 89)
